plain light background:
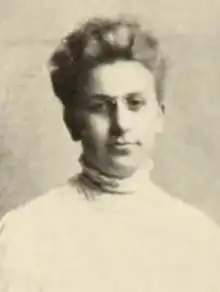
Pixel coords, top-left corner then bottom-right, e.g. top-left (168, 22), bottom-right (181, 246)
top-left (0, 0), bottom-right (220, 224)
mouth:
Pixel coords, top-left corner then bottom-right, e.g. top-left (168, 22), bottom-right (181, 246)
top-left (114, 142), bottom-right (135, 147)
top-left (108, 140), bottom-right (139, 154)
top-left (109, 138), bottom-right (140, 146)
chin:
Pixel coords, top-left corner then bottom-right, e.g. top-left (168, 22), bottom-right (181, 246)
top-left (108, 156), bottom-right (139, 178)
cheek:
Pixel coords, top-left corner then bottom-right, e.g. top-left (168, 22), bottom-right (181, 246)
top-left (83, 114), bottom-right (110, 144)
top-left (134, 110), bottom-right (160, 142)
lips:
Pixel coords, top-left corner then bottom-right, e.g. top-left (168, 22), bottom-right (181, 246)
top-left (107, 139), bottom-right (139, 154)
top-left (108, 141), bottom-right (134, 147)
top-left (108, 139), bottom-right (139, 146)
top-left (115, 141), bottom-right (134, 146)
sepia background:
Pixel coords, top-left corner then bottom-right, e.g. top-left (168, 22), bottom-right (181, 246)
top-left (0, 0), bottom-right (220, 224)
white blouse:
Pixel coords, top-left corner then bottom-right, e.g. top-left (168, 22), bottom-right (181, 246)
top-left (0, 175), bottom-right (220, 292)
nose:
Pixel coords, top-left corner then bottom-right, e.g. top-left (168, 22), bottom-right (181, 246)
top-left (111, 101), bottom-right (132, 135)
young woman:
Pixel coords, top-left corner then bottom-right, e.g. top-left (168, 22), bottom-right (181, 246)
top-left (0, 16), bottom-right (220, 292)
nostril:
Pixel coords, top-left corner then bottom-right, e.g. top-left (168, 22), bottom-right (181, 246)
top-left (110, 105), bottom-right (131, 135)
top-left (110, 120), bottom-right (124, 137)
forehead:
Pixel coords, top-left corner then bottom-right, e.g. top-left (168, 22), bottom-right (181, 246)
top-left (86, 60), bottom-right (155, 97)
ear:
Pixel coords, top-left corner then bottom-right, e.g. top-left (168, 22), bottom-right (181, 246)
top-left (156, 104), bottom-right (165, 134)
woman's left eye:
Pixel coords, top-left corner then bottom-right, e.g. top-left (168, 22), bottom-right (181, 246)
top-left (128, 99), bottom-right (146, 111)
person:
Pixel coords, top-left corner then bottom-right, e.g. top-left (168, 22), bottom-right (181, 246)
top-left (0, 15), bottom-right (220, 292)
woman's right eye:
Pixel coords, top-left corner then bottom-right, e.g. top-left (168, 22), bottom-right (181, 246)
top-left (88, 102), bottom-right (107, 112)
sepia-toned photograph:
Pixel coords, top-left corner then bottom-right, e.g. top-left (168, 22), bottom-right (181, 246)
top-left (0, 0), bottom-right (220, 291)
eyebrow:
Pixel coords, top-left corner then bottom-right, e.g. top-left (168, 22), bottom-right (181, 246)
top-left (90, 94), bottom-right (113, 100)
top-left (90, 92), bottom-right (142, 101)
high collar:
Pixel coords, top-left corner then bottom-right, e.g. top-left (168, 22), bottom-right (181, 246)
top-left (78, 156), bottom-right (154, 195)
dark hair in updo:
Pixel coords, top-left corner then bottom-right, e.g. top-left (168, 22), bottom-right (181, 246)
top-left (48, 16), bottom-right (167, 140)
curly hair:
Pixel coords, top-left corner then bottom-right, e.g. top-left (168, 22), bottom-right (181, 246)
top-left (48, 16), bottom-right (167, 140)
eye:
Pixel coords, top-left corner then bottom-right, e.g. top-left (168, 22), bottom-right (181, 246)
top-left (127, 96), bottom-right (146, 111)
top-left (87, 101), bottom-right (108, 113)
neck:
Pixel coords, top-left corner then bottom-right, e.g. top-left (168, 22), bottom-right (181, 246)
top-left (78, 155), bottom-right (154, 194)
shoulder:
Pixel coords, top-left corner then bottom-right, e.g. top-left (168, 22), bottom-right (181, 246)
top-left (0, 175), bottom-right (85, 245)
top-left (0, 176), bottom-right (89, 285)
top-left (0, 176), bottom-right (88, 278)
top-left (149, 182), bottom-right (220, 280)
top-left (150, 181), bottom-right (220, 247)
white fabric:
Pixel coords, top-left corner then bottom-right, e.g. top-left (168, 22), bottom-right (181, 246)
top-left (79, 155), bottom-right (154, 194)
top-left (0, 176), bottom-right (220, 292)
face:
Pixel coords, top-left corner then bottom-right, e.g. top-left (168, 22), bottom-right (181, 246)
top-left (79, 60), bottom-right (163, 178)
